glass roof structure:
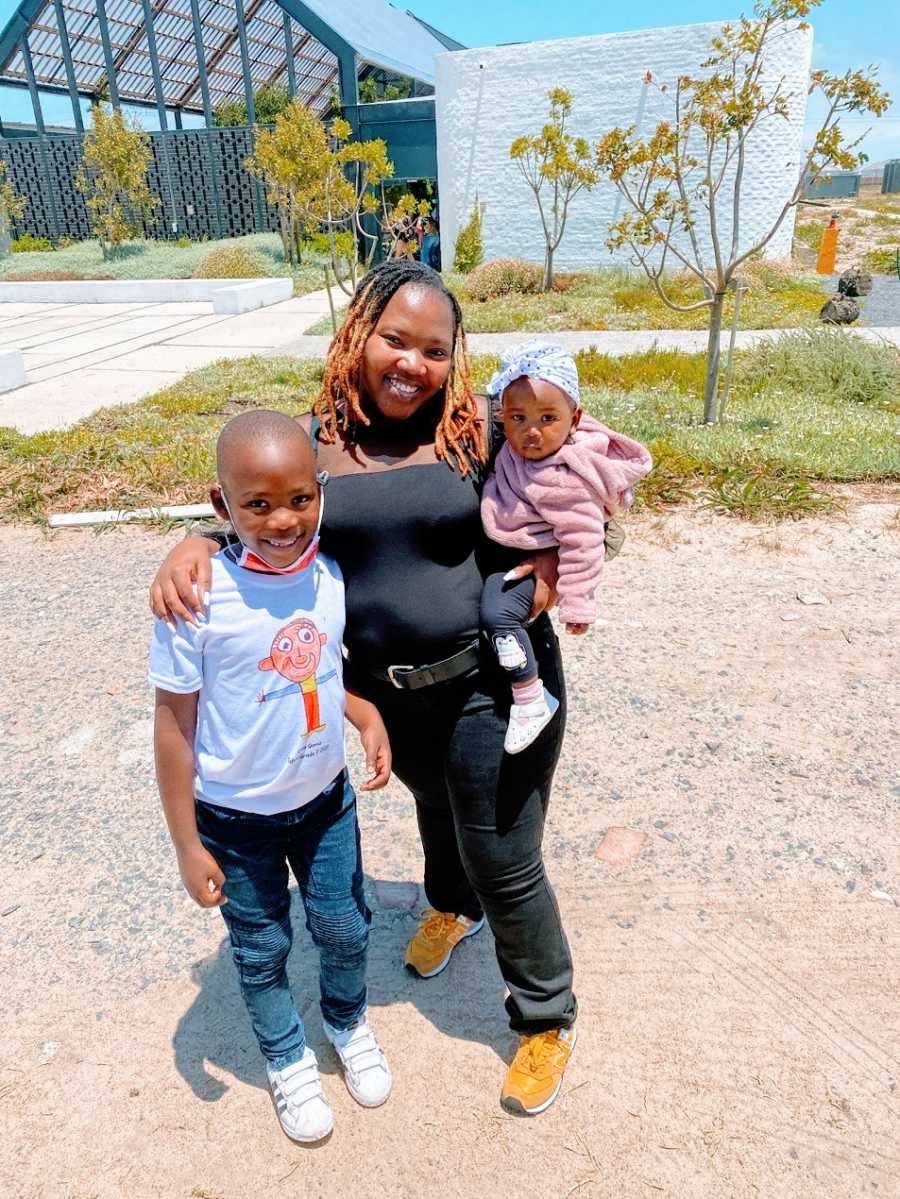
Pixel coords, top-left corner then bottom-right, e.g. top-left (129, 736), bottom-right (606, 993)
top-left (0, 0), bottom-right (461, 124)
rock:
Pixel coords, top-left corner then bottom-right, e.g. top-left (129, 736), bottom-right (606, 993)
top-left (837, 266), bottom-right (873, 298)
top-left (820, 296), bottom-right (860, 325)
top-left (373, 880), bottom-right (420, 911)
top-left (781, 613), bottom-right (801, 622)
top-left (596, 826), bottom-right (647, 865)
top-left (797, 591), bottom-right (829, 606)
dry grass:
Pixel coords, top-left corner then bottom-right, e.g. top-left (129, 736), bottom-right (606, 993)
top-left (447, 259), bottom-right (827, 334)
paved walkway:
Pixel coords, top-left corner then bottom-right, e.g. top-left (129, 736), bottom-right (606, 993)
top-left (0, 285), bottom-right (347, 434)
top-left (276, 324), bottom-right (900, 360)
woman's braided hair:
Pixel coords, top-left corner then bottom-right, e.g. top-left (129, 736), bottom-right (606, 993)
top-left (316, 259), bottom-right (483, 475)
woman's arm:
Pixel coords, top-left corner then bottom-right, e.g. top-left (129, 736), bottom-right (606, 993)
top-left (149, 536), bottom-right (221, 625)
top-left (504, 548), bottom-right (560, 622)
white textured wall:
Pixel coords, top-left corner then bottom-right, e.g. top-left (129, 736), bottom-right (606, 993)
top-left (436, 21), bottom-right (813, 272)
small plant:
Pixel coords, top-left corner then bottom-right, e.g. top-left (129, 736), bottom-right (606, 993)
top-left (863, 247), bottom-right (899, 275)
top-left (794, 221), bottom-right (823, 251)
top-left (510, 88), bottom-right (598, 291)
top-left (76, 105), bottom-right (159, 259)
top-left (464, 258), bottom-right (542, 301)
top-left (700, 467), bottom-right (835, 520)
top-left (56, 236), bottom-right (75, 249)
top-left (194, 245), bottom-right (269, 279)
top-left (175, 235), bottom-right (192, 248)
top-left (10, 233), bottom-right (54, 253)
top-left (453, 195), bottom-right (485, 273)
top-left (0, 158), bottom-right (26, 244)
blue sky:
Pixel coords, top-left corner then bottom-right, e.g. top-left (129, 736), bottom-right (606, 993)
top-left (1, 0), bottom-right (897, 161)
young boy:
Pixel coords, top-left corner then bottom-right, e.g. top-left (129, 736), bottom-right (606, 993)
top-left (150, 410), bottom-right (392, 1144)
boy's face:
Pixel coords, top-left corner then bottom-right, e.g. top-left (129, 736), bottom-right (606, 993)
top-left (501, 377), bottom-right (580, 461)
top-left (211, 439), bottom-right (320, 568)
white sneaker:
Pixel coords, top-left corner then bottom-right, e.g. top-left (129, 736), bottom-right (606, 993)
top-left (504, 689), bottom-right (560, 755)
top-left (325, 1016), bottom-right (393, 1108)
top-left (267, 1048), bottom-right (334, 1143)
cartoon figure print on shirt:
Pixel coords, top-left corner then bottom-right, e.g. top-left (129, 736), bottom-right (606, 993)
top-left (256, 617), bottom-right (337, 739)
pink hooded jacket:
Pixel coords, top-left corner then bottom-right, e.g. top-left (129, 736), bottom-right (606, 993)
top-left (481, 414), bottom-right (653, 624)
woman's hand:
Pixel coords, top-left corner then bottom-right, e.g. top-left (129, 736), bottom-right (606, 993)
top-left (504, 548), bottom-right (560, 622)
top-left (150, 536), bottom-right (219, 626)
top-left (565, 622), bottom-right (590, 636)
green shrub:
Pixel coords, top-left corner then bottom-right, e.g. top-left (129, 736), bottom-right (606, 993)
top-left (175, 235), bottom-right (192, 248)
top-left (10, 234), bottom-right (54, 253)
top-left (194, 245), bottom-right (269, 279)
top-left (453, 196), bottom-right (485, 273)
top-left (736, 329), bottom-right (900, 411)
top-left (863, 247), bottom-right (899, 275)
top-left (56, 236), bottom-right (75, 250)
top-left (465, 258), bottom-right (542, 301)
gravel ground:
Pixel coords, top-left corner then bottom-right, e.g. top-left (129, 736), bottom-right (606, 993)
top-left (859, 275), bottom-right (900, 327)
top-left (2, 496), bottom-right (899, 1198)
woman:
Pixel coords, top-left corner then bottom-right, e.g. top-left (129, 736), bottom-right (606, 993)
top-left (150, 260), bottom-right (577, 1116)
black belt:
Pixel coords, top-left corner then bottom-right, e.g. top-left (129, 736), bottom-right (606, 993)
top-left (366, 641), bottom-right (480, 690)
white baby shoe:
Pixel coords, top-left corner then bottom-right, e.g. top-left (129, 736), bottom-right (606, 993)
top-left (504, 689), bottom-right (560, 755)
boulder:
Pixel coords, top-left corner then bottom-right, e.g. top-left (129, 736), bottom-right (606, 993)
top-left (837, 267), bottom-right (873, 297)
top-left (820, 296), bottom-right (860, 325)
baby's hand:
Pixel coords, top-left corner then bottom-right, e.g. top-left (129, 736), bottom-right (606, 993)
top-left (565, 622), bottom-right (590, 636)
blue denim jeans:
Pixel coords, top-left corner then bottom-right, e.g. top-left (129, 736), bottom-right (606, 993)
top-left (195, 770), bottom-right (369, 1070)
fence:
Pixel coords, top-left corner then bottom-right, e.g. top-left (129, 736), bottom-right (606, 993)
top-left (0, 125), bottom-right (277, 242)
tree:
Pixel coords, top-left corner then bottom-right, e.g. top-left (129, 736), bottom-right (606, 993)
top-left (452, 195), bottom-right (485, 273)
top-left (213, 82), bottom-right (293, 128)
top-left (0, 158), bottom-right (26, 248)
top-left (321, 117), bottom-right (394, 294)
top-left (76, 105), bottom-right (159, 259)
top-left (594, 0), bottom-right (890, 423)
top-left (510, 89), bottom-right (599, 290)
top-left (245, 99), bottom-right (331, 264)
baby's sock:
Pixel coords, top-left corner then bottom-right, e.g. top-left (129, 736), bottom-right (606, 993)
top-left (511, 677), bottom-right (543, 707)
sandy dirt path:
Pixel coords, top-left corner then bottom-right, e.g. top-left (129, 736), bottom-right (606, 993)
top-left (1, 498), bottom-right (898, 1199)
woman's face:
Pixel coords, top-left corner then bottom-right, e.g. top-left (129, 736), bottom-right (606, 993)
top-left (360, 284), bottom-right (455, 422)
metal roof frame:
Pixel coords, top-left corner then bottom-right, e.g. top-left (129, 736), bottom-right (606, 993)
top-left (0, 0), bottom-right (458, 124)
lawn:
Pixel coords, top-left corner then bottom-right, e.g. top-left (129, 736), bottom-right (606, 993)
top-left (306, 260), bottom-right (828, 336)
top-left (1, 330), bottom-right (897, 525)
top-left (0, 233), bottom-right (334, 296)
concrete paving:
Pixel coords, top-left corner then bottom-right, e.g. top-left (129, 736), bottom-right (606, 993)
top-left (0, 286), bottom-right (348, 434)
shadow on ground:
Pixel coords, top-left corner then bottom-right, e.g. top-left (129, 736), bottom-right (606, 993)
top-left (172, 877), bottom-right (512, 1100)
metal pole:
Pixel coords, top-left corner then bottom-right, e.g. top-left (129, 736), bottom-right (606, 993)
top-left (188, 0), bottom-right (225, 239)
top-left (21, 35), bottom-right (61, 240)
top-left (52, 0), bottom-right (84, 132)
top-left (282, 10), bottom-right (297, 97)
top-left (141, 0), bottom-right (178, 235)
top-left (94, 0), bottom-right (120, 107)
top-left (234, 0), bottom-right (265, 232)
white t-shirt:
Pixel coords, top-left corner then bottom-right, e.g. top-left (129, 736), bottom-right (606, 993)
top-left (149, 550), bottom-right (347, 815)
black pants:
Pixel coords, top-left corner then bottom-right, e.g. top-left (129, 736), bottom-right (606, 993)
top-left (351, 615), bottom-right (576, 1034)
top-left (480, 570), bottom-right (539, 685)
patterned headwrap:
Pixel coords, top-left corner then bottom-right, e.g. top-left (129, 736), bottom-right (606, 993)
top-left (487, 339), bottom-right (580, 408)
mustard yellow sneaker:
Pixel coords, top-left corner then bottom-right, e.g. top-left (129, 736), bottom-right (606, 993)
top-left (404, 908), bottom-right (485, 978)
top-left (501, 1026), bottom-right (577, 1115)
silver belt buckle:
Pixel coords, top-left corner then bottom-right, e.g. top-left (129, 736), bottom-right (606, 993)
top-left (387, 663), bottom-right (415, 689)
